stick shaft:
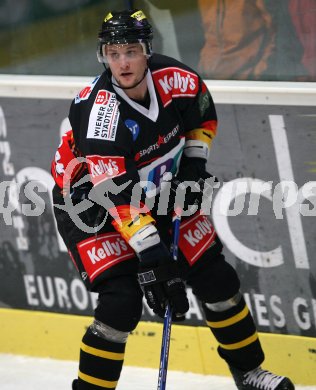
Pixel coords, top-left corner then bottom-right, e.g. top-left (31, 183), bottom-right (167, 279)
top-left (157, 215), bottom-right (181, 390)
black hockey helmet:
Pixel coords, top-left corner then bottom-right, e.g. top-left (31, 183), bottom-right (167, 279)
top-left (97, 9), bottom-right (153, 63)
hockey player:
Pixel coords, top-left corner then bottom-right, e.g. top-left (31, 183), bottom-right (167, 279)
top-left (51, 9), bottom-right (295, 390)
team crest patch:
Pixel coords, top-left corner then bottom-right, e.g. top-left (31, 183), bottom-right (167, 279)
top-left (87, 90), bottom-right (120, 141)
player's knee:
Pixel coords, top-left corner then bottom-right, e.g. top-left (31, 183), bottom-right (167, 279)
top-left (204, 291), bottom-right (243, 312)
top-left (94, 275), bottom-right (143, 332)
top-left (89, 319), bottom-right (130, 343)
top-left (188, 254), bottom-right (240, 303)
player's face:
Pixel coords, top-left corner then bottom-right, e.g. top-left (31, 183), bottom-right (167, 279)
top-left (105, 43), bottom-right (148, 89)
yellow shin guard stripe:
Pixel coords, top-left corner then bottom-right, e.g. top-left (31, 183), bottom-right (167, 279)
top-left (81, 342), bottom-right (124, 361)
top-left (219, 332), bottom-right (259, 350)
top-left (206, 305), bottom-right (249, 328)
top-left (78, 370), bottom-right (118, 388)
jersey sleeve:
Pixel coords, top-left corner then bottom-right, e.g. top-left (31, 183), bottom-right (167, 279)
top-left (180, 77), bottom-right (218, 161)
top-left (151, 58), bottom-right (218, 162)
top-left (51, 129), bottom-right (87, 196)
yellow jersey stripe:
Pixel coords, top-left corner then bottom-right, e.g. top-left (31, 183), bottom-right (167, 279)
top-left (78, 370), bottom-right (118, 388)
top-left (219, 332), bottom-right (259, 350)
top-left (110, 205), bottom-right (155, 242)
top-left (118, 214), bottom-right (155, 242)
top-left (80, 342), bottom-right (124, 361)
top-left (206, 305), bottom-right (249, 328)
top-left (186, 128), bottom-right (214, 146)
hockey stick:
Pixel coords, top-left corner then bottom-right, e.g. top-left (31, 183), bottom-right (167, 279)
top-left (157, 211), bottom-right (181, 390)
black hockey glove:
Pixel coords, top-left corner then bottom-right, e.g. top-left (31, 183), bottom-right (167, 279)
top-left (138, 242), bottom-right (189, 321)
top-left (170, 156), bottom-right (217, 213)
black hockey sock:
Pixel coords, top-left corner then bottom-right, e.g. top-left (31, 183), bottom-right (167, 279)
top-left (203, 296), bottom-right (264, 371)
top-left (77, 328), bottom-right (125, 389)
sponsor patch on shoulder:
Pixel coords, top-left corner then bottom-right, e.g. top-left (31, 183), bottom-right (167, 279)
top-left (74, 76), bottom-right (100, 104)
top-left (86, 155), bottom-right (126, 186)
top-left (152, 67), bottom-right (199, 107)
top-left (87, 90), bottom-right (120, 141)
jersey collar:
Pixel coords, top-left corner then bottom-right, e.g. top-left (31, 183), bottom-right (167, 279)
top-left (112, 71), bottom-right (159, 122)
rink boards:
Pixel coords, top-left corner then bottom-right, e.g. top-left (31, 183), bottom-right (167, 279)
top-left (0, 308), bottom-right (316, 386)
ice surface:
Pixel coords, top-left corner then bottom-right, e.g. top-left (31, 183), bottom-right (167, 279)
top-left (0, 354), bottom-right (314, 390)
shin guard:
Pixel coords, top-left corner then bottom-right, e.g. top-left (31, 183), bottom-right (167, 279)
top-left (203, 295), bottom-right (264, 371)
top-left (77, 327), bottom-right (126, 389)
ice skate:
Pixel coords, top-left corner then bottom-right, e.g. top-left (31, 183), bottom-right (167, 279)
top-left (229, 366), bottom-right (295, 390)
top-left (72, 379), bottom-right (78, 389)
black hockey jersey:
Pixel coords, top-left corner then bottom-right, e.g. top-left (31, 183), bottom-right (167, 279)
top-left (52, 53), bottom-right (217, 243)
